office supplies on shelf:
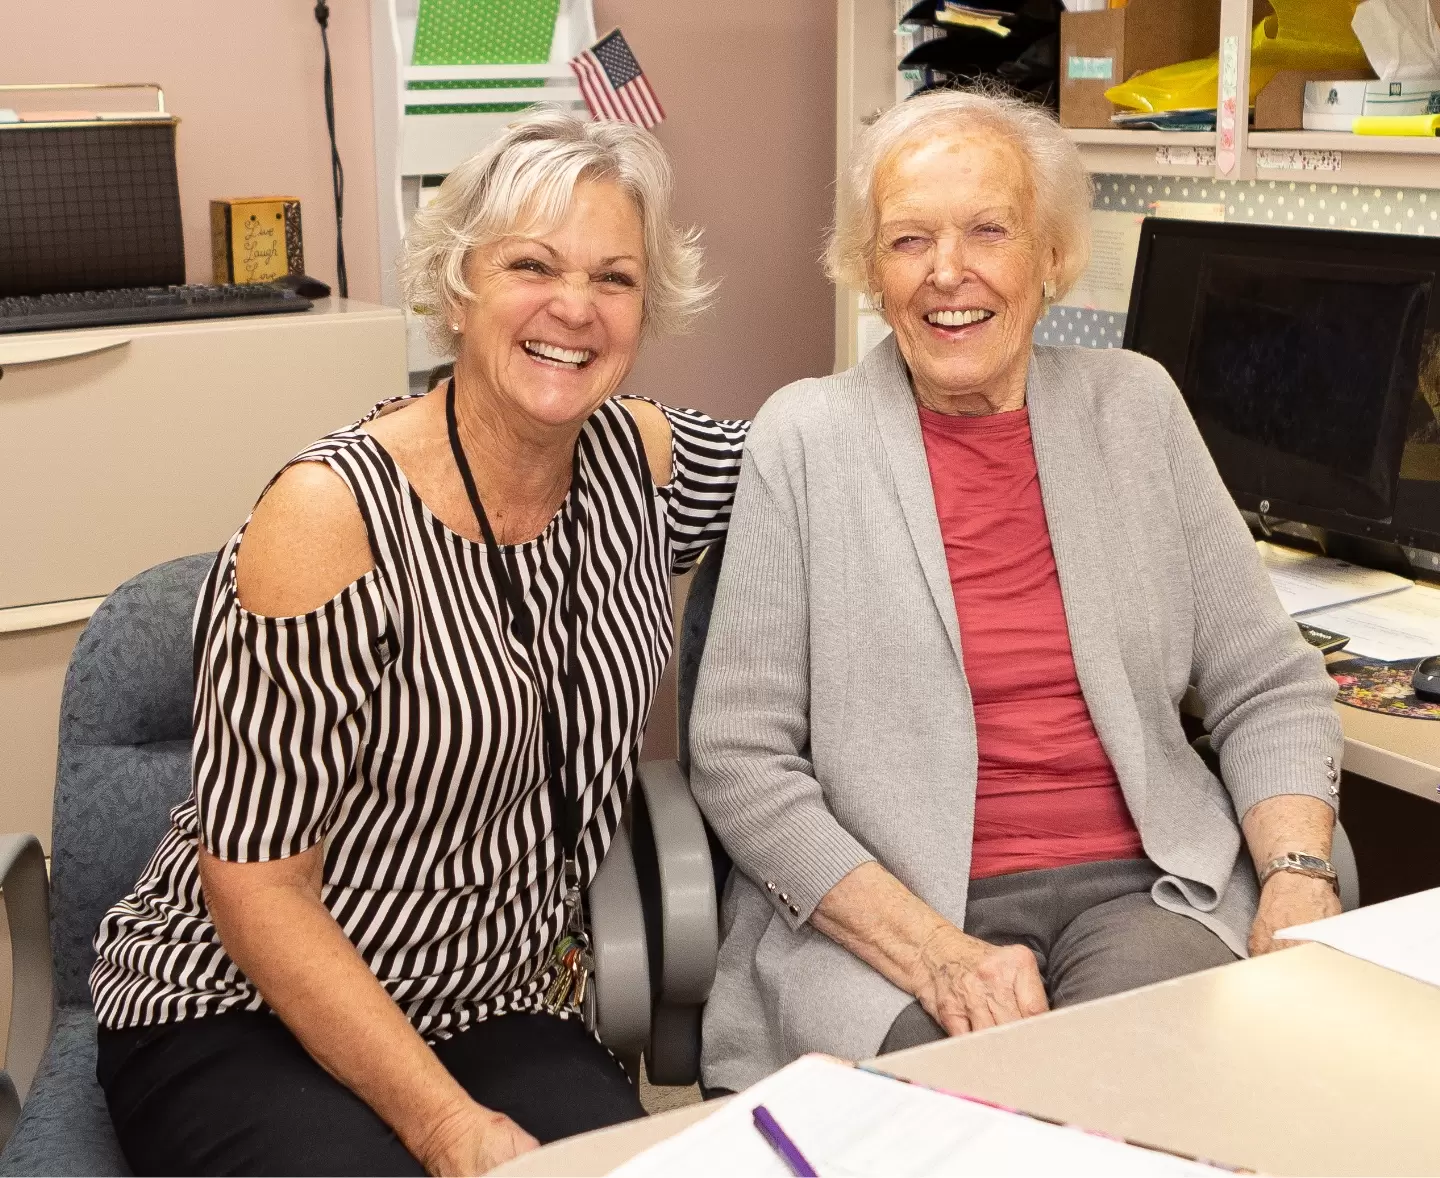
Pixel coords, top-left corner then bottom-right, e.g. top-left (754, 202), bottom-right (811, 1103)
top-left (1125, 219), bottom-right (1440, 560)
top-left (0, 284), bottom-right (311, 335)
top-left (751, 1106), bottom-right (818, 1178)
top-left (1298, 622), bottom-right (1350, 654)
top-left (1278, 886), bottom-right (1440, 987)
top-left (1329, 657), bottom-right (1440, 718)
top-left (1303, 78), bottom-right (1440, 130)
top-left (1353, 112), bottom-right (1440, 134)
top-left (0, 84), bottom-right (182, 300)
top-left (1258, 541), bottom-right (1412, 615)
top-left (1302, 583), bottom-right (1440, 662)
top-left (611, 1055), bottom-right (1229, 1177)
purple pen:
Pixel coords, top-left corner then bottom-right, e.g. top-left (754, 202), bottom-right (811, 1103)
top-left (752, 1104), bottom-right (819, 1177)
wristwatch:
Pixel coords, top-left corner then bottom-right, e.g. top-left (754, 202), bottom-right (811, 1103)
top-left (1258, 851), bottom-right (1339, 891)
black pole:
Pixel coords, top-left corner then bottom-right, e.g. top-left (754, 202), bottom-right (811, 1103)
top-left (314, 1), bottom-right (348, 298)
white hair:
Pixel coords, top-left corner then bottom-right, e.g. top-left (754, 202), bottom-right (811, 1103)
top-left (400, 106), bottom-right (713, 356)
top-left (826, 89), bottom-right (1093, 300)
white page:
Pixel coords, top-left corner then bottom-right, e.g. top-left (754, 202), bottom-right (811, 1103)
top-left (1257, 541), bottom-right (1411, 616)
top-left (1278, 887), bottom-right (1440, 987)
top-left (612, 1056), bottom-right (1225, 1178)
top-left (1299, 582), bottom-right (1440, 661)
top-left (1066, 211), bottom-right (1145, 314)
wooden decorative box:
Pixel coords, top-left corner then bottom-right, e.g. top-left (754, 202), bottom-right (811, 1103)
top-left (210, 196), bottom-right (304, 284)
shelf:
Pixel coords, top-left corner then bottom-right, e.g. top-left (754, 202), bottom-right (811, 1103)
top-left (1249, 131), bottom-right (1440, 188)
top-left (1250, 131), bottom-right (1440, 154)
top-left (1064, 128), bottom-right (1218, 176)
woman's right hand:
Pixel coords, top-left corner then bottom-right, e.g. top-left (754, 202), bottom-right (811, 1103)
top-left (419, 1102), bottom-right (540, 1176)
top-left (909, 923), bottom-right (1049, 1035)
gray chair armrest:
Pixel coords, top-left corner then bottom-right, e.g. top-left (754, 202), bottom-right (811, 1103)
top-left (586, 826), bottom-right (651, 1062)
top-left (633, 760), bottom-right (718, 1005)
top-left (0, 834), bottom-right (53, 1147)
top-left (1331, 820), bottom-right (1360, 913)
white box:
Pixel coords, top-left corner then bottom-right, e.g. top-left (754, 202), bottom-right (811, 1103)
top-left (1304, 78), bottom-right (1440, 131)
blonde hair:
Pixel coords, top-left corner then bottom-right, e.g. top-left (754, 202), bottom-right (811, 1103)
top-left (826, 89), bottom-right (1093, 300)
top-left (400, 106), bottom-right (713, 356)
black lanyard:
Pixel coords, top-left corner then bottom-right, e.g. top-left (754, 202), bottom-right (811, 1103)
top-left (444, 378), bottom-right (585, 899)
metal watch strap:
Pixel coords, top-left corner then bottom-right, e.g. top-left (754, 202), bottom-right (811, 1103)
top-left (1259, 851), bottom-right (1338, 890)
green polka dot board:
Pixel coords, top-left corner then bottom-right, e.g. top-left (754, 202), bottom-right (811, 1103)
top-left (408, 0), bottom-right (562, 115)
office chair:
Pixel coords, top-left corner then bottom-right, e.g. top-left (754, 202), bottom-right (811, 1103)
top-left (632, 541), bottom-right (1364, 1089)
top-left (0, 552), bottom-right (676, 1171)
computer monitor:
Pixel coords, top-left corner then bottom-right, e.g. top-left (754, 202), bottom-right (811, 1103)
top-left (1123, 218), bottom-right (1440, 557)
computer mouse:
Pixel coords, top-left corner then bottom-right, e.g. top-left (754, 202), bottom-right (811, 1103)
top-left (275, 273), bottom-right (331, 299)
top-left (1412, 655), bottom-right (1440, 702)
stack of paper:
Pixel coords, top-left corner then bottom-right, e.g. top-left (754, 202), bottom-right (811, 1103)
top-left (1258, 541), bottom-right (1412, 616)
top-left (1302, 582), bottom-right (1440, 662)
top-left (613, 1055), bottom-right (1227, 1177)
top-left (1278, 887), bottom-right (1440, 988)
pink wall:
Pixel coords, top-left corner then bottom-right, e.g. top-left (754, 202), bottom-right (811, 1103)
top-left (1, 1), bottom-right (382, 301)
top-left (597, 0), bottom-right (838, 422)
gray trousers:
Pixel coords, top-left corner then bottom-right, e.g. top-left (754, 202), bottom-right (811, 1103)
top-left (881, 858), bottom-right (1237, 1053)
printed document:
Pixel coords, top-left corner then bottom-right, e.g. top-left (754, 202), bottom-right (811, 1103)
top-left (1279, 887), bottom-right (1440, 988)
top-left (1299, 582), bottom-right (1440, 661)
top-left (1257, 541), bottom-right (1411, 616)
top-left (612, 1055), bottom-right (1227, 1177)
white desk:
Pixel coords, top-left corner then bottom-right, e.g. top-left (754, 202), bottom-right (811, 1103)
top-left (0, 300), bottom-right (406, 848)
top-left (500, 944), bottom-right (1440, 1177)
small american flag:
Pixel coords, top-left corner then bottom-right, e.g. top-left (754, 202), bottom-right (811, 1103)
top-left (569, 29), bottom-right (665, 129)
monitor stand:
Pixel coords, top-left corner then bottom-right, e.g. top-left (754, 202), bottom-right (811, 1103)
top-left (1318, 530), bottom-right (1415, 578)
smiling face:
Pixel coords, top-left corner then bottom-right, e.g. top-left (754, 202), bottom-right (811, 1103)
top-left (454, 177), bottom-right (646, 435)
top-left (872, 129), bottom-right (1057, 415)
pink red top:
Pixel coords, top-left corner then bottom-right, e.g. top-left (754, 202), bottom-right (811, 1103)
top-left (919, 404), bottom-right (1145, 880)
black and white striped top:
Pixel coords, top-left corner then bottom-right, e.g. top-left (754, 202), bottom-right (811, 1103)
top-left (91, 395), bottom-right (748, 1039)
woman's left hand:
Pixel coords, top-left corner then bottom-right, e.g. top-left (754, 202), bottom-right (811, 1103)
top-left (1248, 871), bottom-right (1341, 956)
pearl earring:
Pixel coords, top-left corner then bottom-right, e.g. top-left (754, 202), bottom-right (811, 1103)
top-left (450, 322), bottom-right (460, 333)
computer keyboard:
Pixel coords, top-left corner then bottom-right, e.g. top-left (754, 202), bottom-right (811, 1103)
top-left (0, 284), bottom-right (312, 334)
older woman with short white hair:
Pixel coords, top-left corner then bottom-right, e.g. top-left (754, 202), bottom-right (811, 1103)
top-left (691, 89), bottom-right (1344, 1092)
top-left (91, 108), bottom-right (748, 1175)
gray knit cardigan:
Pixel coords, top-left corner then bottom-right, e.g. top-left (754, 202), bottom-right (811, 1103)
top-left (689, 337), bottom-right (1343, 1092)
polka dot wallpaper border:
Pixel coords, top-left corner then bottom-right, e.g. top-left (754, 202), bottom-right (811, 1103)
top-left (1035, 171), bottom-right (1440, 349)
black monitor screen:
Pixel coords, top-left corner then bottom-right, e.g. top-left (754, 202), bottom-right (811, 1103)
top-left (1124, 219), bottom-right (1440, 552)
top-left (1185, 255), bottom-right (1426, 520)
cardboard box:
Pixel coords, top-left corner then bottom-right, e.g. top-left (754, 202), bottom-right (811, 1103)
top-left (209, 196), bottom-right (304, 285)
top-left (1060, 0), bottom-right (1222, 129)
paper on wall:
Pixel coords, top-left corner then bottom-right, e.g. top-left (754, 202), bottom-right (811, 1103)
top-left (1352, 0), bottom-right (1440, 80)
top-left (1066, 210), bottom-right (1145, 315)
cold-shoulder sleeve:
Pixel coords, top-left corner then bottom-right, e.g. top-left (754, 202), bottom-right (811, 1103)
top-left (653, 403), bottom-right (750, 573)
top-left (192, 552), bottom-right (394, 863)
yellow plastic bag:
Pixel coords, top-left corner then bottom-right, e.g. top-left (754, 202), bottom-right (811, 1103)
top-left (1105, 0), bottom-right (1372, 113)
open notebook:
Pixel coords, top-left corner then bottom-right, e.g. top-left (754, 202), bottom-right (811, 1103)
top-left (613, 1055), bottom-right (1233, 1177)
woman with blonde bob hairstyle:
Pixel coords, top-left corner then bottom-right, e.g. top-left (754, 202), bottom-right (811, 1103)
top-left (690, 89), bottom-right (1344, 1093)
top-left (91, 108), bottom-right (748, 1175)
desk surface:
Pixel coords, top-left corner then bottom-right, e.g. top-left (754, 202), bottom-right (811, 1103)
top-left (498, 944), bottom-right (1440, 1177)
top-left (1336, 696), bottom-right (1439, 801)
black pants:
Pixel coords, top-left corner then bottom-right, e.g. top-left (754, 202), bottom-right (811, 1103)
top-left (97, 1010), bottom-right (645, 1176)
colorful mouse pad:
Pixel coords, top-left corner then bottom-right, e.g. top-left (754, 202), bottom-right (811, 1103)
top-left (1328, 657), bottom-right (1440, 720)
